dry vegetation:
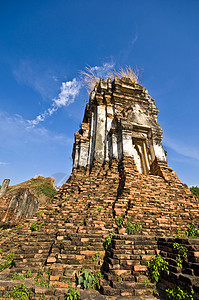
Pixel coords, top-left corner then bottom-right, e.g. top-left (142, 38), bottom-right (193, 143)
top-left (80, 65), bottom-right (139, 92)
top-left (80, 66), bottom-right (100, 92)
top-left (114, 66), bottom-right (139, 84)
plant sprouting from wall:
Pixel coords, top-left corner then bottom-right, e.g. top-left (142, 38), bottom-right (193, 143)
top-left (80, 66), bottom-right (100, 92)
top-left (124, 220), bottom-right (141, 235)
top-left (12, 270), bottom-right (32, 280)
top-left (185, 224), bottom-right (199, 238)
top-left (147, 254), bottom-right (168, 283)
top-left (4, 283), bottom-right (31, 299)
top-left (166, 285), bottom-right (194, 300)
top-left (92, 252), bottom-right (101, 262)
top-left (173, 243), bottom-right (188, 268)
top-left (65, 287), bottom-right (80, 300)
top-left (0, 251), bottom-right (14, 271)
top-left (77, 268), bottom-right (102, 290)
top-left (114, 66), bottom-right (139, 84)
top-left (30, 221), bottom-right (43, 231)
top-left (80, 65), bottom-right (140, 93)
top-left (115, 214), bottom-right (125, 227)
top-left (103, 232), bottom-right (115, 248)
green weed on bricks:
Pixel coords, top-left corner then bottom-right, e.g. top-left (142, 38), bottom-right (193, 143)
top-left (147, 254), bottom-right (168, 283)
top-left (64, 288), bottom-right (80, 300)
top-left (166, 285), bottom-right (194, 300)
top-left (30, 221), bottom-right (43, 231)
top-left (77, 268), bottom-right (102, 290)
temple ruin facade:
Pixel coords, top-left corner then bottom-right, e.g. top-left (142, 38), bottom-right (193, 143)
top-left (72, 76), bottom-right (166, 173)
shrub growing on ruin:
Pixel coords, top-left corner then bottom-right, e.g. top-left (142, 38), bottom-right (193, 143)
top-left (147, 254), bottom-right (168, 283)
top-left (115, 216), bottom-right (124, 227)
top-left (35, 183), bottom-right (57, 203)
top-left (12, 270), bottom-right (31, 280)
top-left (166, 285), bottom-right (194, 300)
top-left (173, 243), bottom-right (188, 268)
top-left (124, 220), bottom-right (141, 235)
top-left (0, 251), bottom-right (14, 271)
top-left (190, 186), bottom-right (199, 199)
top-left (77, 268), bottom-right (102, 290)
top-left (185, 224), bottom-right (199, 238)
top-left (30, 221), bottom-right (43, 231)
top-left (103, 232), bottom-right (115, 248)
top-left (4, 283), bottom-right (30, 299)
top-left (80, 65), bottom-right (139, 93)
top-left (65, 288), bottom-right (80, 300)
top-left (114, 66), bottom-right (139, 84)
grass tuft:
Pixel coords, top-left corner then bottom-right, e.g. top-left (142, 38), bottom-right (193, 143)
top-left (80, 65), bottom-right (140, 92)
top-left (80, 65), bottom-right (100, 92)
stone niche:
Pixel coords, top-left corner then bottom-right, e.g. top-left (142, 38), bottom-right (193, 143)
top-left (72, 77), bottom-right (166, 175)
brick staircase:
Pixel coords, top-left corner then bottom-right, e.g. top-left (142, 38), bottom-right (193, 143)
top-left (100, 235), bottom-right (158, 298)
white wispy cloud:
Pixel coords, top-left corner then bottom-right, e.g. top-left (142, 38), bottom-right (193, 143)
top-left (118, 33), bottom-right (138, 63)
top-left (54, 78), bottom-right (81, 107)
top-left (27, 78), bottom-right (82, 126)
top-left (0, 162), bottom-right (8, 165)
top-left (27, 63), bottom-right (114, 126)
top-left (0, 110), bottom-right (72, 147)
top-left (163, 136), bottom-right (199, 162)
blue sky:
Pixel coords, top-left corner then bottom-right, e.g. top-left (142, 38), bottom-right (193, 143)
top-left (0, 0), bottom-right (199, 186)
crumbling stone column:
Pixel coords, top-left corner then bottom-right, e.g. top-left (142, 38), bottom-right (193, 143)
top-left (0, 179), bottom-right (10, 198)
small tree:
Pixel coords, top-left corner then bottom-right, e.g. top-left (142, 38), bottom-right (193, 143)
top-left (190, 186), bottom-right (199, 199)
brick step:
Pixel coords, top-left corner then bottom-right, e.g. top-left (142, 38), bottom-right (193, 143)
top-left (108, 296), bottom-right (157, 300)
top-left (112, 241), bottom-right (158, 246)
top-left (111, 280), bottom-right (154, 290)
top-left (14, 247), bottom-right (51, 254)
top-left (49, 263), bottom-right (79, 275)
top-left (0, 280), bottom-right (70, 299)
top-left (100, 283), bottom-right (154, 297)
top-left (56, 232), bottom-right (105, 238)
top-left (14, 238), bottom-right (54, 243)
top-left (14, 261), bottom-right (44, 268)
top-left (110, 247), bottom-right (157, 254)
top-left (104, 272), bottom-right (150, 283)
top-left (164, 273), bottom-right (199, 286)
top-left (57, 237), bottom-right (104, 244)
top-left (104, 273), bottom-right (151, 284)
top-left (112, 236), bottom-right (157, 242)
top-left (0, 269), bottom-right (11, 281)
top-left (10, 266), bottom-right (40, 275)
top-left (13, 255), bottom-right (48, 261)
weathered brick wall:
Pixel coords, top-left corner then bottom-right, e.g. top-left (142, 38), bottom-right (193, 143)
top-left (50, 156), bottom-right (198, 237)
top-left (0, 227), bottom-right (198, 298)
top-left (0, 153), bottom-right (198, 297)
top-left (101, 235), bottom-right (199, 299)
top-left (158, 237), bottom-right (199, 299)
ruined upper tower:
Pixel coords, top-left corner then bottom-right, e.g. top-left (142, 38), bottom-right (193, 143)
top-left (73, 76), bottom-right (166, 175)
top-left (0, 73), bottom-right (198, 236)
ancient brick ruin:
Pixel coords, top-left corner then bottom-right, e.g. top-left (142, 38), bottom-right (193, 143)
top-left (67, 76), bottom-right (198, 235)
top-left (0, 76), bottom-right (198, 299)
